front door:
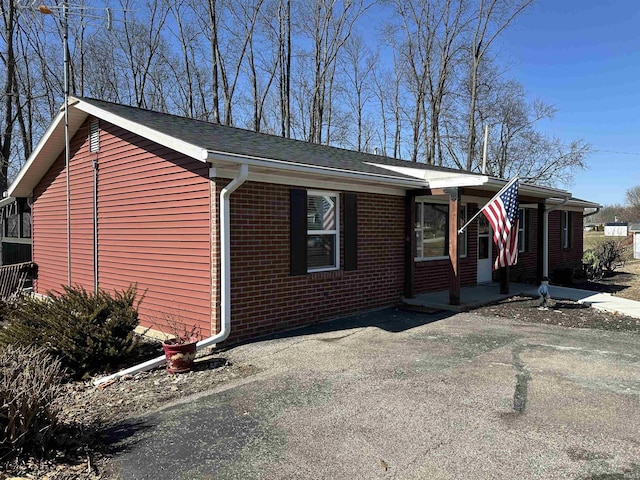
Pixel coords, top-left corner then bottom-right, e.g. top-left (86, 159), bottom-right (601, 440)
top-left (477, 216), bottom-right (492, 283)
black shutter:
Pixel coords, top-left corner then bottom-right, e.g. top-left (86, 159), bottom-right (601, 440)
top-left (569, 211), bottom-right (573, 249)
top-left (344, 193), bottom-right (357, 271)
top-left (290, 189), bottom-right (307, 276)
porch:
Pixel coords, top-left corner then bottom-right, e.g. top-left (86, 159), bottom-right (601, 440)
top-left (403, 282), bottom-right (543, 312)
top-left (402, 282), bottom-right (640, 319)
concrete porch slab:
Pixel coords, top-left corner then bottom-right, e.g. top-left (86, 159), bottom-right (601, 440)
top-left (403, 282), bottom-right (640, 320)
top-left (402, 282), bottom-right (537, 312)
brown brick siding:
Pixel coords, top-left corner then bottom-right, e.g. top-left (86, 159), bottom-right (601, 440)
top-left (548, 210), bottom-right (584, 271)
top-left (413, 202), bottom-right (478, 293)
top-left (505, 207), bottom-right (540, 284)
top-left (217, 181), bottom-right (405, 345)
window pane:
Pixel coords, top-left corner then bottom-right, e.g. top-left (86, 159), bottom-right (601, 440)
top-left (6, 214), bottom-right (19, 238)
top-left (478, 236), bottom-right (489, 260)
top-left (422, 204), bottom-right (447, 257)
top-left (414, 203), bottom-right (422, 230)
top-left (308, 234), bottom-right (336, 270)
top-left (459, 206), bottom-right (467, 257)
top-left (22, 212), bottom-right (31, 238)
top-left (518, 208), bottom-right (525, 252)
top-left (307, 195), bottom-right (336, 231)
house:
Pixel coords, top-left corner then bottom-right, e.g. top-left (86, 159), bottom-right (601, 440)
top-left (629, 224), bottom-right (640, 260)
top-left (7, 97), bottom-right (599, 345)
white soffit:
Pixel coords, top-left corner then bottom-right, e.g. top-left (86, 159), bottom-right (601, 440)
top-left (365, 162), bottom-right (488, 187)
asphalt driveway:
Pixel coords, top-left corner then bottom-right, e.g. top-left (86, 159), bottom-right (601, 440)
top-left (107, 308), bottom-right (640, 479)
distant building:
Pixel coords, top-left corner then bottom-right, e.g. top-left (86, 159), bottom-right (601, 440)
top-left (629, 224), bottom-right (640, 260)
top-left (604, 222), bottom-right (628, 237)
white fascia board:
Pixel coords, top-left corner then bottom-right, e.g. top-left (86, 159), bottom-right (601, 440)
top-left (8, 109), bottom-right (68, 197)
top-left (0, 196), bottom-right (15, 208)
top-left (210, 167), bottom-right (406, 196)
top-left (74, 98), bottom-right (209, 162)
top-left (206, 151), bottom-right (428, 190)
top-left (427, 175), bottom-right (489, 188)
top-left (364, 162), bottom-right (488, 188)
top-left (485, 177), bottom-right (570, 198)
top-left (548, 197), bottom-right (600, 209)
top-left (363, 162), bottom-right (432, 181)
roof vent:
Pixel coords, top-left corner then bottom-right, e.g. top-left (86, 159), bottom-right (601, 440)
top-left (89, 118), bottom-right (100, 152)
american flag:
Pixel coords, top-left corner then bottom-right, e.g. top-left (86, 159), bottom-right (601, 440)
top-left (481, 178), bottom-right (519, 270)
top-left (322, 197), bottom-right (335, 230)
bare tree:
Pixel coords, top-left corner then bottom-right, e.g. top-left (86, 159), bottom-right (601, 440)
top-left (341, 34), bottom-right (377, 151)
top-left (626, 186), bottom-right (640, 211)
top-left (300, 0), bottom-right (368, 144)
top-left (0, 0), bottom-right (18, 193)
top-left (479, 79), bottom-right (589, 185)
top-left (465, 0), bottom-right (534, 171)
top-left (116, 0), bottom-right (170, 108)
top-left (277, 0), bottom-right (291, 137)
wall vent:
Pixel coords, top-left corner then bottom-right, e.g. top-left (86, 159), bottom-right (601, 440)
top-left (89, 118), bottom-right (100, 152)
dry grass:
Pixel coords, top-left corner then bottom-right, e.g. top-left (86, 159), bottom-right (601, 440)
top-left (583, 230), bottom-right (628, 251)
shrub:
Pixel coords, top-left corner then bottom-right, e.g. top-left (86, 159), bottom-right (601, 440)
top-left (0, 285), bottom-right (141, 379)
top-left (583, 240), bottom-right (629, 280)
top-left (0, 345), bottom-right (64, 460)
top-left (582, 249), bottom-right (602, 280)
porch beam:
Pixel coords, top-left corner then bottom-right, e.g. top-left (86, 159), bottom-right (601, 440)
top-left (409, 187), bottom-right (449, 197)
top-left (446, 187), bottom-right (460, 305)
top-left (537, 201), bottom-right (545, 283)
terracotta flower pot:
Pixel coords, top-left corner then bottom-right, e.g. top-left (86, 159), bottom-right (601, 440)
top-left (162, 338), bottom-right (197, 373)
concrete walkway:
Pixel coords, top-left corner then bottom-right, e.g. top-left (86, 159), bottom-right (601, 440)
top-left (403, 282), bottom-right (640, 319)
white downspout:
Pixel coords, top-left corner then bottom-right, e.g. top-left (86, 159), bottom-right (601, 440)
top-left (543, 196), bottom-right (570, 278)
top-left (93, 164), bottom-right (249, 386)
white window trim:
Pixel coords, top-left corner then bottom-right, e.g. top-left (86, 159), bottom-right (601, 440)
top-left (414, 201), bottom-right (467, 261)
top-left (518, 208), bottom-right (526, 253)
top-left (307, 190), bottom-right (340, 273)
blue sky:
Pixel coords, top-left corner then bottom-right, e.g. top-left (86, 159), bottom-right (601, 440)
top-left (498, 0), bottom-right (640, 206)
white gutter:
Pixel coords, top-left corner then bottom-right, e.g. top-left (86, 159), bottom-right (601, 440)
top-left (542, 195), bottom-right (570, 278)
top-left (92, 164), bottom-right (250, 386)
top-left (206, 151), bottom-right (427, 189)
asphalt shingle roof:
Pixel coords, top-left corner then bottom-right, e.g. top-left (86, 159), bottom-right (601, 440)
top-left (79, 97), bottom-right (482, 181)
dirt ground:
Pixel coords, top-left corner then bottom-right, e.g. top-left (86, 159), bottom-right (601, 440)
top-left (574, 258), bottom-right (640, 301)
top-left (4, 261), bottom-right (640, 479)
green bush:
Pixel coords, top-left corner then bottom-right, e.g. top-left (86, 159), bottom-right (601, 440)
top-left (0, 344), bottom-right (64, 460)
top-left (583, 240), bottom-right (629, 280)
top-left (0, 285), bottom-right (141, 379)
top-left (582, 249), bottom-right (603, 280)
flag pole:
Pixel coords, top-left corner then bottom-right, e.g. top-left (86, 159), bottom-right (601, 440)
top-left (458, 176), bottom-right (519, 234)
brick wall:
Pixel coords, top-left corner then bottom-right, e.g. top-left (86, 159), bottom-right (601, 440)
top-left (506, 207), bottom-right (540, 284)
top-left (215, 181), bottom-right (405, 345)
top-left (548, 210), bottom-right (584, 271)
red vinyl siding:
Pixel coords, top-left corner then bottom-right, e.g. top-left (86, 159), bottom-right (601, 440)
top-left (97, 122), bottom-right (212, 335)
top-left (32, 118), bottom-right (213, 336)
top-left (33, 154), bottom-right (68, 293)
